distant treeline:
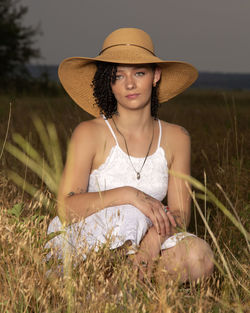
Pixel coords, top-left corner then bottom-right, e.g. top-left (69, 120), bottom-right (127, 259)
top-left (27, 64), bottom-right (250, 91)
top-left (192, 72), bottom-right (250, 90)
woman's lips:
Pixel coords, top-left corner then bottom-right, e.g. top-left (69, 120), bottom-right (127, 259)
top-left (126, 93), bottom-right (140, 99)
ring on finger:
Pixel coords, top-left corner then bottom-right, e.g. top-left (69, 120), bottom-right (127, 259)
top-left (163, 206), bottom-right (169, 214)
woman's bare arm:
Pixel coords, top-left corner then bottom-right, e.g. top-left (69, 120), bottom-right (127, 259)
top-left (133, 123), bottom-right (191, 265)
top-left (167, 125), bottom-right (191, 232)
top-left (57, 120), bottom-right (135, 223)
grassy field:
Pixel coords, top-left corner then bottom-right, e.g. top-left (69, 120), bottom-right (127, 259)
top-left (0, 89), bottom-right (249, 312)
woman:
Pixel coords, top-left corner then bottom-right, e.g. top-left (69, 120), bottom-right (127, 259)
top-left (47, 28), bottom-right (214, 282)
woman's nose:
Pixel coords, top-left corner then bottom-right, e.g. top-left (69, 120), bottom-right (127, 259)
top-left (125, 76), bottom-right (136, 90)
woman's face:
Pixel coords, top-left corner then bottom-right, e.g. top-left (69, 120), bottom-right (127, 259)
top-left (111, 64), bottom-right (161, 112)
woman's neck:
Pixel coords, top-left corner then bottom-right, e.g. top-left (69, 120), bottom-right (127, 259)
top-left (112, 107), bottom-right (153, 134)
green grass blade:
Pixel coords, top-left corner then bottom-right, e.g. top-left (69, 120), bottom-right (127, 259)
top-left (190, 189), bottom-right (239, 301)
top-left (12, 132), bottom-right (53, 177)
top-left (47, 122), bottom-right (63, 185)
top-left (5, 142), bottom-right (57, 194)
top-left (32, 115), bottom-right (53, 167)
top-left (7, 170), bottom-right (52, 209)
top-left (7, 170), bottom-right (38, 199)
top-left (169, 170), bottom-right (250, 242)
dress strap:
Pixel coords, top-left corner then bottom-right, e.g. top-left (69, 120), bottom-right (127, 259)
top-left (103, 118), bottom-right (119, 145)
top-left (157, 119), bottom-right (162, 148)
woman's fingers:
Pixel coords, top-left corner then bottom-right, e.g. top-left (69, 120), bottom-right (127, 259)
top-left (166, 210), bottom-right (177, 228)
top-left (148, 209), bottom-right (161, 234)
top-left (149, 205), bottom-right (168, 236)
top-left (134, 190), bottom-right (178, 236)
top-left (157, 207), bottom-right (169, 235)
top-left (152, 206), bottom-right (178, 236)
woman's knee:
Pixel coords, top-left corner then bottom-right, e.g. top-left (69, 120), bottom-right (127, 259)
top-left (184, 237), bottom-right (214, 279)
top-left (157, 236), bottom-right (214, 283)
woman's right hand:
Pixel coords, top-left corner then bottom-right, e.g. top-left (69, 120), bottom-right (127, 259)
top-left (129, 188), bottom-right (177, 237)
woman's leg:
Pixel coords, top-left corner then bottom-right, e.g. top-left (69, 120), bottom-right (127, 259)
top-left (156, 237), bottom-right (214, 283)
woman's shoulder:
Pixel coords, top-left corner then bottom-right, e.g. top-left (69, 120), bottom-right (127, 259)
top-left (160, 120), bottom-right (190, 141)
top-left (69, 117), bottom-right (107, 148)
top-left (71, 117), bottom-right (105, 137)
top-left (160, 120), bottom-right (191, 155)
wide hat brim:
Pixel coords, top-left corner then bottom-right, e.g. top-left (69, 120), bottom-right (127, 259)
top-left (58, 45), bottom-right (198, 117)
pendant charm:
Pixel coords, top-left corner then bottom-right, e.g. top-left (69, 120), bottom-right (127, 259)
top-left (137, 173), bottom-right (140, 180)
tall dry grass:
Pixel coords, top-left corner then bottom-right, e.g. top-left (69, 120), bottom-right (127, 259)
top-left (0, 89), bottom-right (249, 312)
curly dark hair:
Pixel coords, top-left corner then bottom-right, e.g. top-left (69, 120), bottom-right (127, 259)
top-left (92, 61), bottom-right (160, 119)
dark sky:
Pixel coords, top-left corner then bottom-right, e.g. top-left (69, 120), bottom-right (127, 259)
top-left (22, 0), bottom-right (250, 73)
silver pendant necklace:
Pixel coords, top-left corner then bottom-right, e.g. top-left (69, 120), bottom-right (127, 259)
top-left (112, 118), bottom-right (154, 180)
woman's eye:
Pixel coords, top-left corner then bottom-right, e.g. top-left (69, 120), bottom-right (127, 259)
top-left (115, 75), bottom-right (123, 80)
top-left (135, 71), bottom-right (145, 76)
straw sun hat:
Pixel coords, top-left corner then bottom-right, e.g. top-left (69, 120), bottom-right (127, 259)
top-left (59, 28), bottom-right (198, 117)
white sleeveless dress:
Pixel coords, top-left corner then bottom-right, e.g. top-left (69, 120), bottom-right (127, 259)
top-left (46, 118), bottom-right (195, 259)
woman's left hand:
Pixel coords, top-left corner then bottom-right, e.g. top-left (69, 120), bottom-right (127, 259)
top-left (131, 188), bottom-right (177, 236)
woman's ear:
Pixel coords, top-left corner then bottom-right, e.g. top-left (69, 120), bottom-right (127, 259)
top-left (153, 67), bottom-right (162, 85)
